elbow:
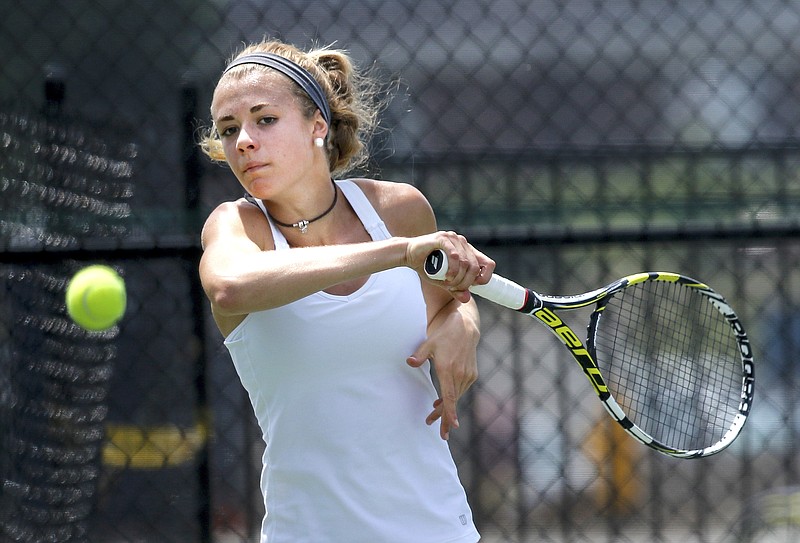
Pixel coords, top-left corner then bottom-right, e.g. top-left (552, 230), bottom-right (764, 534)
top-left (205, 276), bottom-right (250, 316)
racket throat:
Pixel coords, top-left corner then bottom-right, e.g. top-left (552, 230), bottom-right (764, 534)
top-left (517, 289), bottom-right (542, 314)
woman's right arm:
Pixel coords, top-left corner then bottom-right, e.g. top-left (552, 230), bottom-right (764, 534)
top-left (199, 198), bottom-right (488, 334)
top-left (199, 200), bottom-right (409, 317)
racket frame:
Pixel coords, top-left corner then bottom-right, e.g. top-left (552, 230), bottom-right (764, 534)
top-left (424, 252), bottom-right (755, 458)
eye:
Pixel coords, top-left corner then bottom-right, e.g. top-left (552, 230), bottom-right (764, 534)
top-left (258, 116), bottom-right (277, 125)
top-left (217, 125), bottom-right (238, 138)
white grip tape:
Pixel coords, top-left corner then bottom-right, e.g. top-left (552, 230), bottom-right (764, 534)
top-left (471, 274), bottom-right (529, 310)
top-left (424, 250), bottom-right (529, 310)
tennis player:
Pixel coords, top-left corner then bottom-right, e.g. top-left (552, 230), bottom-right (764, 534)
top-left (199, 39), bottom-right (491, 542)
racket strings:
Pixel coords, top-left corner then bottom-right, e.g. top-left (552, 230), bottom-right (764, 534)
top-left (593, 280), bottom-right (743, 451)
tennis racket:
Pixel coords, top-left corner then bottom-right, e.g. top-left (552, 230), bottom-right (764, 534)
top-left (425, 250), bottom-right (754, 458)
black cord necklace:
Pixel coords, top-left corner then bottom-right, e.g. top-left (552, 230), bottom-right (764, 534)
top-left (268, 179), bottom-right (338, 234)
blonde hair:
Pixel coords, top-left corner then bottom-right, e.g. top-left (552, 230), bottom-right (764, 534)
top-left (200, 40), bottom-right (382, 177)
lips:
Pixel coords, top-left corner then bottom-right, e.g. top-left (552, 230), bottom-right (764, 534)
top-left (242, 162), bottom-right (268, 175)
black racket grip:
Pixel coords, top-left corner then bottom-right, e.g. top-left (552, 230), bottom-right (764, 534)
top-left (423, 249), bottom-right (449, 280)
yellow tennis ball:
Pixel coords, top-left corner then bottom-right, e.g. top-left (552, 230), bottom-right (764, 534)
top-left (66, 265), bottom-right (127, 331)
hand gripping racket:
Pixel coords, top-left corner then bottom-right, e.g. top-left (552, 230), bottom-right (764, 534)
top-left (425, 250), bottom-right (754, 458)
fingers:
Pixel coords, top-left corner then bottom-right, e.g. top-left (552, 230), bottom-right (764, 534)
top-left (473, 258), bottom-right (495, 286)
top-left (437, 376), bottom-right (460, 440)
top-left (408, 353), bottom-right (469, 441)
top-left (434, 232), bottom-right (495, 296)
top-left (447, 288), bottom-right (473, 304)
top-left (408, 349), bottom-right (455, 438)
top-left (425, 398), bottom-right (458, 442)
top-left (427, 355), bottom-right (477, 441)
top-left (440, 236), bottom-right (480, 289)
top-left (426, 398), bottom-right (443, 425)
top-left (407, 351), bottom-right (451, 437)
top-left (406, 354), bottom-right (425, 368)
top-left (408, 231), bottom-right (495, 297)
top-left (424, 398), bottom-right (456, 438)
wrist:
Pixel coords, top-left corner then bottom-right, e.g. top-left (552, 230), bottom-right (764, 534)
top-left (370, 237), bottom-right (413, 272)
top-left (387, 236), bottom-right (414, 269)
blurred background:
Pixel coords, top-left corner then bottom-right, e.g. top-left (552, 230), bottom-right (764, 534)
top-left (1, 1), bottom-right (799, 541)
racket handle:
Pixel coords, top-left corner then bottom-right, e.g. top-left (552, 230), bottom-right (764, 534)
top-left (424, 250), bottom-right (531, 311)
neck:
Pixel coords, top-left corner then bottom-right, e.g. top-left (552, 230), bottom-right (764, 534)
top-left (268, 178), bottom-right (338, 234)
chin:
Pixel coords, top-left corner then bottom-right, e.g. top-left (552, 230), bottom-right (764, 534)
top-left (246, 179), bottom-right (279, 199)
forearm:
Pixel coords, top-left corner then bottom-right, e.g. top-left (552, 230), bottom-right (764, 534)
top-left (428, 296), bottom-right (481, 349)
top-left (202, 237), bottom-right (409, 315)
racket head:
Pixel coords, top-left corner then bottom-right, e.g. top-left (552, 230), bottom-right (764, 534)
top-left (583, 272), bottom-right (754, 458)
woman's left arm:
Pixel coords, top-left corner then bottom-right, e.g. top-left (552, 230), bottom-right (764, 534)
top-left (360, 178), bottom-right (492, 440)
top-left (406, 290), bottom-right (481, 441)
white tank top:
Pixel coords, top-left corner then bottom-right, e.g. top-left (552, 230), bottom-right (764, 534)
top-left (224, 180), bottom-right (479, 543)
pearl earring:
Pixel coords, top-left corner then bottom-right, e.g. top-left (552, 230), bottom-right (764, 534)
top-left (314, 137), bottom-right (324, 148)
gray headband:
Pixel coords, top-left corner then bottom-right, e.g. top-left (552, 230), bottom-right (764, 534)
top-left (224, 52), bottom-right (332, 126)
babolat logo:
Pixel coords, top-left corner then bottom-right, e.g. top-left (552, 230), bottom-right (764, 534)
top-left (710, 295), bottom-right (755, 415)
top-left (533, 307), bottom-right (609, 394)
top-left (727, 313), bottom-right (755, 415)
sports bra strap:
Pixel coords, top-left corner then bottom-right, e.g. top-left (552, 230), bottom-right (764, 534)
top-left (336, 180), bottom-right (392, 242)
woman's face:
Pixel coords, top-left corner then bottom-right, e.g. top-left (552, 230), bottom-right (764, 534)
top-left (211, 69), bottom-right (319, 199)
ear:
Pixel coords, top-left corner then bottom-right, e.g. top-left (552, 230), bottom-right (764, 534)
top-left (311, 110), bottom-right (328, 140)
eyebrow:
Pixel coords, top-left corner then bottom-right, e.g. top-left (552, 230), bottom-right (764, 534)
top-left (215, 103), bottom-right (271, 124)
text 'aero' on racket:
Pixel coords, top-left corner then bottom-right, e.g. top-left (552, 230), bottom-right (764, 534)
top-left (424, 250), bottom-right (754, 459)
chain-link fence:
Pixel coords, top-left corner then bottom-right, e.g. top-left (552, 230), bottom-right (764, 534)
top-left (1, 1), bottom-right (799, 542)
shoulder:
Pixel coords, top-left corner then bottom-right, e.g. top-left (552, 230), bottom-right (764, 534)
top-left (348, 178), bottom-right (436, 237)
top-left (201, 197), bottom-right (274, 251)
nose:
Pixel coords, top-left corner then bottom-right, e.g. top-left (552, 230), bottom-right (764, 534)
top-left (236, 125), bottom-right (258, 154)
